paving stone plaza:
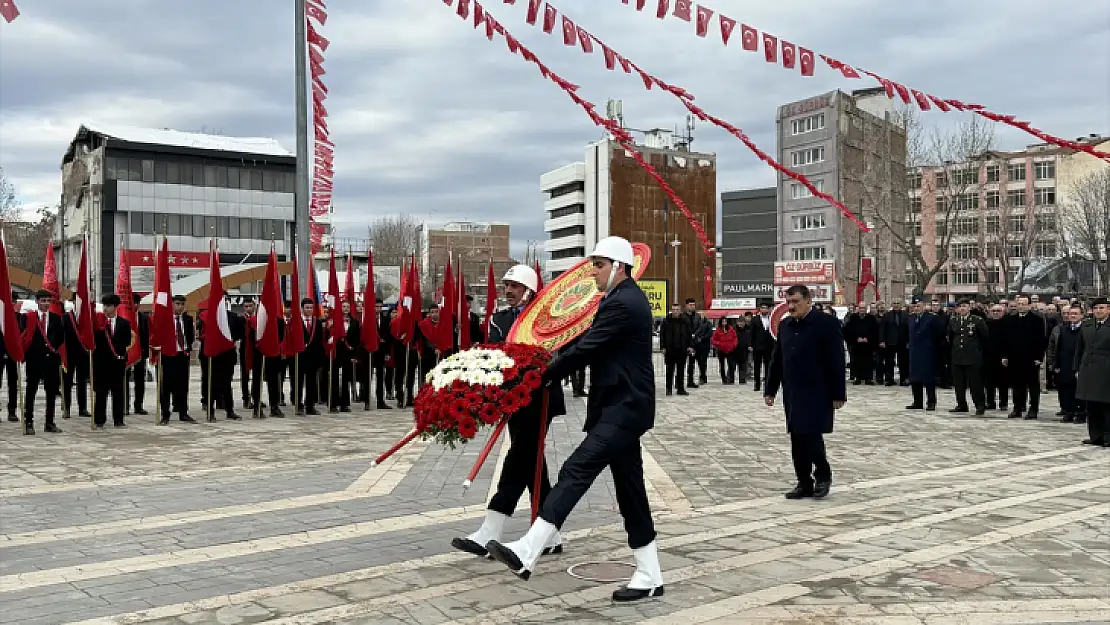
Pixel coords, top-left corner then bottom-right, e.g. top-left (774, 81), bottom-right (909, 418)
top-left (1, 364), bottom-right (1107, 625)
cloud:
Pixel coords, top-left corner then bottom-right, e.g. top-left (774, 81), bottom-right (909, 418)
top-left (1, 0), bottom-right (1107, 260)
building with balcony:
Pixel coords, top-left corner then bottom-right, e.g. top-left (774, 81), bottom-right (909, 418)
top-left (541, 130), bottom-right (717, 306)
top-left (908, 133), bottom-right (1108, 299)
top-left (776, 88), bottom-right (908, 304)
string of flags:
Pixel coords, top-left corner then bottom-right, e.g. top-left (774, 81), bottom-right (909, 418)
top-left (615, 0), bottom-right (1110, 161)
top-left (0, 0), bottom-right (18, 24)
top-left (306, 0), bottom-right (331, 253)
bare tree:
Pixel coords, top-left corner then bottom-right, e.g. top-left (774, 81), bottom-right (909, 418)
top-left (367, 214), bottom-right (422, 267)
top-left (1061, 168), bottom-right (1110, 295)
top-left (976, 191), bottom-right (1050, 298)
top-left (0, 167), bottom-right (17, 221)
top-left (868, 107), bottom-right (995, 297)
top-left (4, 206), bottom-right (57, 274)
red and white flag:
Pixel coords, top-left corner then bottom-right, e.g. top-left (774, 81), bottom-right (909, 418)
top-left (561, 15), bottom-right (577, 45)
top-left (255, 247), bottom-right (283, 358)
top-left (672, 0), bottom-right (691, 21)
top-left (73, 237), bottom-right (95, 351)
top-left (0, 0), bottom-right (19, 23)
top-left (781, 40), bottom-right (796, 69)
top-left (284, 253), bottom-right (307, 357)
top-left (799, 47), bottom-right (815, 76)
top-left (483, 260), bottom-right (496, 340)
top-left (326, 249), bottom-right (345, 358)
top-left (42, 246), bottom-right (63, 317)
top-left (542, 3), bottom-right (556, 33)
top-left (457, 261), bottom-right (472, 350)
top-left (149, 237), bottom-right (178, 360)
top-left (343, 252), bottom-right (357, 307)
top-left (525, 0), bottom-right (541, 24)
top-left (694, 4), bottom-right (712, 36)
top-left (202, 243), bottom-right (236, 358)
top-left (0, 232), bottom-right (25, 363)
top-left (360, 251), bottom-right (379, 353)
top-left (436, 259), bottom-right (456, 352)
top-left (740, 24), bottom-right (758, 51)
top-left (656, 0), bottom-right (669, 19)
top-left (719, 14), bottom-right (735, 44)
top-left (762, 32), bottom-right (778, 63)
top-left (116, 247), bottom-right (141, 367)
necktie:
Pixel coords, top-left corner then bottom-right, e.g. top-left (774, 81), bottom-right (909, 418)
top-left (176, 316), bottom-right (186, 350)
top-left (39, 315), bottom-right (46, 335)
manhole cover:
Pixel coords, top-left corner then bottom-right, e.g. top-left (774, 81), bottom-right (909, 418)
top-left (567, 561), bottom-right (636, 583)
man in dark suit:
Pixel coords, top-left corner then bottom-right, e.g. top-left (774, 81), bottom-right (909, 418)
top-left (750, 304), bottom-right (775, 392)
top-left (159, 295), bottom-right (196, 425)
top-left (297, 297), bottom-right (324, 415)
top-left (327, 300), bottom-right (358, 412)
top-left (263, 312), bottom-right (286, 418)
top-left (843, 304), bottom-right (878, 385)
top-left (1048, 306), bottom-right (1085, 423)
top-left (683, 298), bottom-right (711, 387)
top-left (1004, 295), bottom-right (1049, 420)
top-left (93, 294), bottom-right (130, 429)
top-left (948, 299), bottom-right (989, 415)
top-left (370, 299), bottom-right (393, 410)
top-left (764, 284), bottom-right (846, 500)
top-left (486, 238), bottom-right (663, 602)
top-left (932, 301), bottom-right (953, 388)
top-left (983, 303), bottom-right (1009, 411)
top-left (879, 301), bottom-right (909, 386)
top-left (658, 303), bottom-right (692, 396)
top-left (1074, 297), bottom-right (1109, 447)
top-left (62, 297), bottom-right (91, 418)
top-left (22, 290), bottom-right (65, 434)
top-left (907, 299), bottom-right (943, 411)
top-left (0, 292), bottom-right (18, 421)
top-left (239, 299), bottom-right (258, 410)
top-left (453, 264), bottom-right (567, 559)
top-left (128, 292), bottom-right (150, 415)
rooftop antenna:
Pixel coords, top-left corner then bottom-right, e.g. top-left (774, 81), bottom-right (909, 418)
top-left (605, 99), bottom-right (625, 139)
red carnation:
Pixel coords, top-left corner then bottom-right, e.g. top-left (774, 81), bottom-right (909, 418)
top-left (503, 366), bottom-right (520, 382)
top-left (479, 403), bottom-right (500, 425)
top-left (522, 370), bottom-right (543, 390)
top-left (499, 392), bottom-right (521, 414)
top-left (457, 416), bottom-right (478, 439)
top-left (449, 398), bottom-right (467, 420)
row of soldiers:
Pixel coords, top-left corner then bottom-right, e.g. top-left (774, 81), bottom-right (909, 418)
top-left (1, 290), bottom-right (485, 434)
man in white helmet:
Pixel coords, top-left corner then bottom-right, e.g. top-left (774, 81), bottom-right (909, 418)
top-left (451, 264), bottom-right (567, 558)
top-left (486, 237), bottom-right (664, 602)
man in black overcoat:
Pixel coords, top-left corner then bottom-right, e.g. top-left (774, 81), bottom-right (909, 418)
top-left (296, 297), bottom-right (325, 415)
top-left (93, 294), bottom-right (131, 429)
top-left (1048, 306), bottom-right (1084, 422)
top-left (907, 299), bottom-right (943, 411)
top-left (843, 304), bottom-right (877, 384)
top-left (1004, 295), bottom-right (1049, 420)
top-left (22, 290), bottom-right (65, 434)
top-left (658, 303), bottom-right (692, 395)
top-left (486, 237), bottom-right (664, 602)
top-left (453, 264), bottom-right (567, 559)
top-left (1074, 297), bottom-right (1109, 446)
top-left (159, 295), bottom-right (196, 424)
top-left (764, 285), bottom-right (846, 500)
top-left (879, 301), bottom-right (909, 386)
top-left (983, 303), bottom-right (1009, 411)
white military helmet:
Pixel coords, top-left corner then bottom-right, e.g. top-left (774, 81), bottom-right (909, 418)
top-left (502, 264), bottom-right (539, 293)
top-left (589, 236), bottom-right (635, 266)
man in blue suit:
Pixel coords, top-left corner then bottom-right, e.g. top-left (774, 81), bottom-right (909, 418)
top-left (486, 236), bottom-right (664, 602)
top-left (764, 284), bottom-right (846, 500)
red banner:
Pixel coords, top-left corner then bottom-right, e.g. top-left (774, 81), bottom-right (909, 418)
top-left (306, 0), bottom-right (331, 253)
top-left (127, 249), bottom-right (209, 268)
top-left (773, 261), bottom-right (835, 285)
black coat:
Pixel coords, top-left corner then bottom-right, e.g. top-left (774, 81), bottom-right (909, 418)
top-left (764, 308), bottom-right (846, 434)
top-left (23, 311), bottom-right (65, 365)
top-left (684, 311), bottom-right (712, 354)
top-left (984, 317), bottom-right (1007, 367)
top-left (62, 311), bottom-right (88, 357)
top-left (134, 311), bottom-right (150, 359)
top-left (93, 316), bottom-right (131, 371)
top-left (880, 310), bottom-right (909, 347)
top-left (301, 318), bottom-right (326, 364)
top-left (658, 315), bottom-right (691, 356)
top-left (948, 313), bottom-right (989, 367)
top-left (486, 307), bottom-right (566, 420)
top-left (751, 315), bottom-right (775, 352)
top-left (546, 278), bottom-right (654, 434)
top-left (908, 312), bottom-right (943, 383)
top-left (487, 307), bottom-right (523, 344)
top-left (843, 313), bottom-right (878, 347)
top-left (1074, 318), bottom-right (1109, 404)
top-left (1049, 323), bottom-right (1082, 379)
top-left (1003, 313), bottom-right (1048, 366)
top-left (173, 313), bottom-right (196, 355)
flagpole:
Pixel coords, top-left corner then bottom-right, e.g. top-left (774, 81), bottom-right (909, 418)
top-left (88, 351), bottom-right (95, 430)
top-left (294, 354), bottom-right (300, 414)
top-left (60, 363), bottom-right (69, 420)
top-left (327, 354), bottom-right (334, 412)
top-left (17, 362), bottom-right (25, 433)
top-left (155, 349), bottom-right (163, 425)
top-left (255, 356), bottom-right (265, 419)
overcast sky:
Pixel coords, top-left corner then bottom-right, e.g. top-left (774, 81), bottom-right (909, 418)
top-left (2, 0), bottom-right (1107, 258)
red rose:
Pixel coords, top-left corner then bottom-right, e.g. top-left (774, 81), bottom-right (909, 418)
top-left (503, 366), bottom-right (520, 382)
top-left (457, 416), bottom-right (478, 439)
top-left (479, 403), bottom-right (500, 425)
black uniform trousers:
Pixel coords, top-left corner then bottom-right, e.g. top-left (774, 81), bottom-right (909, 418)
top-left (205, 351), bottom-right (237, 417)
top-left (911, 382), bottom-right (937, 408)
top-left (569, 367), bottom-right (586, 395)
top-left (297, 358), bottom-right (320, 410)
top-left (984, 363), bottom-right (1008, 408)
top-left (93, 364), bottom-right (125, 426)
top-left (751, 350), bottom-right (772, 388)
top-left (849, 345), bottom-right (874, 381)
top-left (1010, 363), bottom-right (1041, 413)
top-left (263, 355), bottom-right (283, 411)
top-left (246, 356), bottom-right (263, 411)
top-left (540, 422), bottom-right (657, 550)
top-left (393, 352), bottom-right (419, 405)
top-left (663, 352), bottom-right (686, 392)
top-left (1055, 373), bottom-right (1081, 414)
top-left (686, 348), bottom-right (708, 382)
top-left (2, 355), bottom-right (17, 417)
top-left (129, 358), bottom-right (147, 411)
top-left (328, 357), bottom-right (354, 410)
top-left (789, 431), bottom-right (831, 490)
top-left (63, 353), bottom-right (90, 415)
top-left (488, 408), bottom-right (554, 517)
top-left (199, 353), bottom-right (209, 407)
top-left (25, 358), bottom-right (61, 426)
top-left (373, 362), bottom-right (389, 404)
top-left (1086, 401), bottom-right (1108, 444)
top-left (239, 349), bottom-right (253, 404)
top-left (951, 364), bottom-right (985, 409)
top-left (733, 349), bottom-right (749, 382)
top-left (160, 354), bottom-right (191, 419)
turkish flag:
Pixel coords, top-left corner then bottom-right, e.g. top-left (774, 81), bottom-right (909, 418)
top-left (672, 0), bottom-right (691, 21)
top-left (822, 55), bottom-right (860, 78)
top-left (694, 5), bottom-right (712, 36)
top-left (457, 267), bottom-right (472, 351)
top-left (636, 0), bottom-right (647, 8)
top-left (602, 44), bottom-right (617, 69)
top-left (326, 250), bottom-right (344, 358)
top-left (928, 95), bottom-right (951, 112)
top-left (0, 234), bottom-right (25, 363)
top-left (201, 243), bottom-right (236, 358)
top-left (73, 238), bottom-right (95, 351)
top-left (719, 14), bottom-right (737, 43)
top-left (473, 1), bottom-right (484, 28)
top-left (762, 33), bottom-right (778, 63)
top-left (781, 40), bottom-right (796, 68)
top-left (41, 246), bottom-right (62, 317)
top-left (307, 20), bottom-right (329, 51)
top-left (305, 0), bottom-right (327, 25)
top-left (561, 15), bottom-right (577, 45)
top-left (525, 0), bottom-right (541, 24)
top-left (435, 260), bottom-right (455, 352)
top-left (1, 0), bottom-right (20, 23)
top-left (284, 253), bottom-right (306, 357)
top-left (534, 259), bottom-right (544, 292)
top-left (343, 253), bottom-right (357, 307)
top-left (892, 81), bottom-right (912, 104)
top-left (115, 248), bottom-right (141, 367)
top-left (360, 251), bottom-right (379, 352)
top-left (253, 248), bottom-right (281, 358)
top-left (799, 47), bottom-right (815, 76)
top-left (149, 238), bottom-right (177, 359)
top-left (456, 0), bottom-right (470, 19)
top-left (912, 90), bottom-right (932, 111)
top-left (656, 0), bottom-right (669, 19)
top-left (578, 27), bottom-right (593, 52)
top-left (741, 24), bottom-right (758, 51)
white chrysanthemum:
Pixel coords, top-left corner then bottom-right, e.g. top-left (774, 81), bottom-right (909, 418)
top-left (427, 348), bottom-right (512, 390)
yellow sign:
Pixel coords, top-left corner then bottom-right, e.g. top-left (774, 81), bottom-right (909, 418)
top-left (638, 279), bottom-right (669, 317)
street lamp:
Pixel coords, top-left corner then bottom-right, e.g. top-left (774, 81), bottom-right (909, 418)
top-left (670, 235), bottom-right (681, 306)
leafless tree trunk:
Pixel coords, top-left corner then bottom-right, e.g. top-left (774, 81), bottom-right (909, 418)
top-left (0, 167), bottom-right (17, 222)
top-left (1061, 168), bottom-right (1110, 295)
top-left (367, 214), bottom-right (422, 269)
top-left (868, 107), bottom-right (995, 297)
top-left (977, 192), bottom-right (1050, 298)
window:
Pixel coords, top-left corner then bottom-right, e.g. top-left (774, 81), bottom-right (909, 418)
top-left (1007, 215), bottom-right (1025, 233)
top-left (166, 162), bottom-right (180, 184)
top-left (141, 212), bottom-right (155, 235)
top-left (127, 158), bottom-right (142, 182)
top-left (191, 164), bottom-right (205, 186)
top-left (252, 219), bottom-right (266, 239)
top-left (250, 169), bottom-right (264, 191)
top-left (154, 161), bottom-right (167, 183)
top-left (130, 212), bottom-right (144, 235)
top-left (550, 225), bottom-right (586, 238)
top-left (1007, 163), bottom-right (1026, 181)
top-left (983, 267), bottom-right (1000, 284)
top-left (909, 172), bottom-right (922, 189)
top-left (1008, 243), bottom-right (1025, 258)
top-left (1034, 160), bottom-right (1055, 180)
top-left (240, 218), bottom-right (252, 239)
top-left (986, 216), bottom-right (999, 234)
top-left (935, 245), bottom-right (947, 260)
top-left (550, 205), bottom-right (585, 219)
top-left (953, 217), bottom-right (979, 236)
top-left (1034, 187), bottom-right (1056, 206)
top-left (956, 193), bottom-right (979, 211)
top-left (910, 196), bottom-right (922, 212)
top-left (935, 171), bottom-right (948, 188)
top-left (1035, 213), bottom-right (1056, 231)
top-left (1006, 189), bottom-right (1026, 208)
top-left (934, 270), bottom-right (948, 286)
top-left (953, 267), bottom-right (979, 285)
top-left (790, 179), bottom-right (825, 199)
top-left (791, 147), bottom-right (825, 167)
top-left (954, 168), bottom-right (978, 186)
top-left (238, 167), bottom-right (252, 190)
top-left (228, 167), bottom-right (240, 189)
top-left (551, 248), bottom-right (584, 260)
top-left (985, 191), bottom-right (1000, 209)
top-left (791, 213), bottom-right (827, 231)
top-left (985, 242), bottom-right (1000, 258)
top-left (141, 159), bottom-right (154, 183)
top-left (228, 217), bottom-right (240, 239)
top-left (986, 164), bottom-right (1000, 183)
top-left (792, 246), bottom-right (828, 260)
top-left (952, 243), bottom-right (979, 260)
top-left (204, 166), bottom-right (218, 187)
top-left (936, 221), bottom-right (947, 237)
top-left (192, 214), bottom-right (205, 236)
top-left (1033, 240), bottom-right (1057, 257)
top-left (215, 166), bottom-right (228, 188)
top-left (283, 172), bottom-right (296, 193)
top-left (263, 170), bottom-right (280, 192)
top-left (204, 216), bottom-right (217, 236)
top-left (910, 220), bottom-right (922, 237)
top-left (1007, 268), bottom-right (1019, 284)
top-left (790, 113), bottom-right (825, 135)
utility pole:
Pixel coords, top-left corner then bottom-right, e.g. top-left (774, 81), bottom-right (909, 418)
top-left (293, 0), bottom-right (311, 295)
top-left (671, 235), bottom-right (681, 306)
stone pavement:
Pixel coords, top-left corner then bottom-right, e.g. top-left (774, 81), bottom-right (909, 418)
top-left (1, 363), bottom-right (1107, 625)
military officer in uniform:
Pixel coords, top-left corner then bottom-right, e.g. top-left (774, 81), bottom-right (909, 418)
top-left (452, 265), bottom-right (567, 559)
top-left (948, 298), bottom-right (989, 415)
top-left (1075, 297), bottom-right (1110, 447)
top-left (486, 237), bottom-right (664, 602)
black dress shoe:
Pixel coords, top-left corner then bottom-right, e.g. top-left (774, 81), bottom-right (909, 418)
top-left (376, 401), bottom-right (391, 409)
top-left (158, 418), bottom-right (169, 426)
top-left (1008, 411), bottom-right (1022, 419)
top-left (926, 404), bottom-right (937, 411)
top-left (687, 381), bottom-right (698, 389)
top-left (44, 423), bottom-right (62, 433)
top-left (1081, 439), bottom-right (1103, 446)
top-left (1061, 414), bottom-right (1075, 423)
top-left (485, 541), bottom-right (531, 580)
top-left (974, 408), bottom-right (986, 416)
top-left (1056, 410), bottom-right (1067, 416)
top-left (113, 423), bottom-right (127, 428)
top-left (180, 415), bottom-right (197, 423)
top-left (306, 409), bottom-right (320, 416)
top-left (612, 586), bottom-right (665, 602)
top-left (813, 481), bottom-right (831, 499)
top-left (271, 408), bottom-right (285, 418)
top-left (676, 390), bottom-right (689, 396)
top-left (949, 406), bottom-right (969, 413)
top-left (135, 408), bottom-right (148, 415)
top-left (226, 413), bottom-right (242, 420)
top-left (1023, 411), bottom-right (1038, 420)
top-left (1075, 414), bottom-right (1087, 424)
top-left (666, 390), bottom-right (673, 396)
top-left (340, 407), bottom-right (351, 413)
top-left (7, 414), bottom-right (19, 422)
top-left (784, 484), bottom-right (814, 499)
top-left (24, 424), bottom-right (35, 435)
top-left (905, 404), bottom-right (923, 410)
